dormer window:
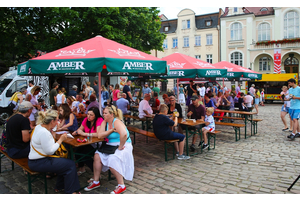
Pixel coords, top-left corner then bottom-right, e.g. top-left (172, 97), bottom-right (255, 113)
top-left (206, 20), bottom-right (212, 27)
top-left (164, 26), bottom-right (169, 32)
top-left (260, 8), bottom-right (268, 11)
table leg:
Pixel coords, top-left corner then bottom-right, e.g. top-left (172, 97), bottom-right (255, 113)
top-left (185, 126), bottom-right (189, 156)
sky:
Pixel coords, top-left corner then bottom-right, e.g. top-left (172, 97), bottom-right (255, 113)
top-left (158, 7), bottom-right (225, 20)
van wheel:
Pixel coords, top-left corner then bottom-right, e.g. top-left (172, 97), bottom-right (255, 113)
top-left (0, 109), bottom-right (12, 121)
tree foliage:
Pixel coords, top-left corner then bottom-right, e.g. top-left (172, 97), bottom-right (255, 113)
top-left (0, 7), bottom-right (165, 68)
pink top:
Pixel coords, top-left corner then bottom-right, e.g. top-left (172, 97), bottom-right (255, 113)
top-left (82, 117), bottom-right (104, 133)
top-left (112, 89), bottom-right (120, 101)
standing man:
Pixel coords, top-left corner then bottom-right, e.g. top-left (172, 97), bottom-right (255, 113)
top-left (6, 101), bottom-right (33, 158)
top-left (236, 83), bottom-right (241, 95)
top-left (212, 83), bottom-right (218, 95)
top-left (186, 80), bottom-right (197, 106)
top-left (27, 80), bottom-right (34, 95)
top-left (142, 83), bottom-right (152, 98)
top-left (173, 85), bottom-right (177, 97)
top-left (152, 83), bottom-right (160, 96)
top-left (249, 84), bottom-right (255, 97)
top-left (69, 85), bottom-right (78, 97)
top-left (123, 80), bottom-right (134, 103)
top-left (200, 84), bottom-right (206, 99)
top-left (93, 80), bottom-right (99, 99)
top-left (116, 93), bottom-right (130, 124)
top-left (138, 94), bottom-right (153, 119)
top-left (50, 82), bottom-right (59, 107)
top-left (287, 78), bottom-right (300, 140)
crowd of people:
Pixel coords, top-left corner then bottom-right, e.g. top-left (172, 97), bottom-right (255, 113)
top-left (4, 80), bottom-right (135, 194)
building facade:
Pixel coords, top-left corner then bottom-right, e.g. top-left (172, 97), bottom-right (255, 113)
top-left (152, 8), bottom-right (223, 92)
top-left (220, 7), bottom-right (300, 83)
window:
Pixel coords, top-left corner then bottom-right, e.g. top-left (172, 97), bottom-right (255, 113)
top-left (206, 34), bottom-right (212, 45)
top-left (230, 22), bottom-right (242, 40)
top-left (195, 35), bottom-right (201, 46)
top-left (260, 8), bottom-right (268, 11)
top-left (259, 57), bottom-right (271, 71)
top-left (195, 55), bottom-right (201, 60)
top-left (164, 26), bottom-right (169, 32)
top-left (284, 11), bottom-right (299, 39)
top-left (206, 54), bottom-right (212, 63)
top-left (163, 39), bottom-right (168, 49)
top-left (230, 52), bottom-right (243, 66)
top-left (182, 19), bottom-right (190, 29)
top-left (183, 37), bottom-right (189, 47)
top-left (6, 80), bottom-right (27, 97)
top-left (234, 7), bottom-right (238, 13)
top-left (258, 23), bottom-right (270, 41)
top-left (172, 38), bottom-right (178, 48)
top-left (206, 20), bottom-right (212, 27)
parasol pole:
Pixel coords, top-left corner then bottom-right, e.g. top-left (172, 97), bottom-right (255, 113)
top-left (98, 72), bottom-right (102, 115)
top-left (177, 78), bottom-right (179, 103)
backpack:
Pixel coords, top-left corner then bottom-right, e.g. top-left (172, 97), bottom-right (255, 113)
top-left (0, 122), bottom-right (8, 152)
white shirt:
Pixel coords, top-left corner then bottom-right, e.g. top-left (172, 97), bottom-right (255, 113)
top-left (138, 99), bottom-right (153, 118)
top-left (29, 124), bottom-right (59, 160)
top-left (244, 95), bottom-right (253, 107)
top-left (200, 87), bottom-right (206, 96)
top-left (27, 86), bottom-right (34, 95)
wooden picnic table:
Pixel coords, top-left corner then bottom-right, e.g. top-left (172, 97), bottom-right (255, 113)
top-left (215, 110), bottom-right (257, 138)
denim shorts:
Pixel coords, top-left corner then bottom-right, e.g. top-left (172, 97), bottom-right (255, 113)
top-left (281, 105), bottom-right (290, 113)
top-left (254, 98), bottom-right (260, 105)
top-left (289, 109), bottom-right (300, 120)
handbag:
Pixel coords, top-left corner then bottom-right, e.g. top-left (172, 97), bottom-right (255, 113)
top-left (7, 102), bottom-right (16, 110)
top-left (30, 128), bottom-right (68, 158)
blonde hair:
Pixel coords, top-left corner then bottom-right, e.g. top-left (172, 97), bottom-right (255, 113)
top-left (101, 85), bottom-right (107, 91)
top-left (282, 86), bottom-right (287, 90)
top-left (206, 107), bottom-right (214, 115)
top-left (78, 103), bottom-right (84, 108)
top-left (86, 82), bottom-right (91, 86)
top-left (36, 110), bottom-right (58, 125)
top-left (159, 104), bottom-right (168, 113)
top-left (105, 105), bottom-right (123, 121)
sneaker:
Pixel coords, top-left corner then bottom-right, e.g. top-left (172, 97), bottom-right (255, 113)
top-left (178, 154), bottom-right (190, 160)
top-left (190, 144), bottom-right (196, 152)
top-left (198, 141), bottom-right (204, 147)
top-left (111, 185), bottom-right (126, 194)
top-left (295, 133), bottom-right (300, 138)
top-left (202, 144), bottom-right (209, 150)
top-left (176, 152), bottom-right (179, 156)
top-left (84, 181), bottom-right (100, 191)
top-left (287, 134), bottom-right (295, 140)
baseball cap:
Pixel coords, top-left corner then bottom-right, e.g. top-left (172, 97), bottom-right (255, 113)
top-left (251, 84), bottom-right (255, 87)
top-left (72, 85), bottom-right (78, 89)
top-left (52, 82), bottom-right (60, 88)
top-left (19, 101), bottom-right (33, 110)
top-left (190, 95), bottom-right (199, 101)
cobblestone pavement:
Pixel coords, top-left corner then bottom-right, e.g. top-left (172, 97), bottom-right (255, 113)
top-left (2, 103), bottom-right (300, 194)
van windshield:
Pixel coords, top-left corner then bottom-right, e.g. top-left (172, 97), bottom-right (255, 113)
top-left (0, 79), bottom-right (12, 95)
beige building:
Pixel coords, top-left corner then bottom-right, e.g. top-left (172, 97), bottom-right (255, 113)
top-left (220, 7), bottom-right (300, 90)
top-left (151, 8), bottom-right (223, 92)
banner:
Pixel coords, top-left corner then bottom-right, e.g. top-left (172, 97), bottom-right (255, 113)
top-left (274, 49), bottom-right (281, 74)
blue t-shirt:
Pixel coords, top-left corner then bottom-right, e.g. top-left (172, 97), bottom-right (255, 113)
top-left (116, 98), bottom-right (129, 114)
top-left (213, 86), bottom-right (218, 94)
top-left (142, 87), bottom-right (151, 96)
top-left (153, 114), bottom-right (175, 140)
top-left (289, 86), bottom-right (300, 109)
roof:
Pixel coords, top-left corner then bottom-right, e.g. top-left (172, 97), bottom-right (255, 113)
top-left (195, 12), bottom-right (219, 29)
top-left (222, 7), bottom-right (274, 17)
top-left (160, 19), bottom-right (177, 34)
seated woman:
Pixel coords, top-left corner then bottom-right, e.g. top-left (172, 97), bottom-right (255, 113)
top-left (72, 107), bottom-right (104, 176)
top-left (204, 94), bottom-right (215, 115)
top-left (66, 96), bottom-right (76, 110)
top-left (57, 104), bottom-right (78, 132)
top-left (28, 110), bottom-right (80, 194)
top-left (84, 105), bottom-right (134, 194)
top-left (214, 92), bottom-right (225, 122)
top-left (167, 95), bottom-right (182, 118)
top-left (238, 92), bottom-right (248, 111)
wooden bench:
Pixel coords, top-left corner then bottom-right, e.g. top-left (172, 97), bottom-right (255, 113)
top-left (124, 114), bottom-right (147, 126)
top-left (127, 126), bottom-right (179, 161)
top-left (207, 130), bottom-right (221, 150)
top-left (0, 149), bottom-right (47, 194)
top-left (214, 116), bottom-right (244, 121)
top-left (252, 119), bottom-right (263, 135)
top-left (215, 121), bottom-right (246, 141)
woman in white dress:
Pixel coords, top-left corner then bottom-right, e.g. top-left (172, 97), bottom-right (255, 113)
top-left (178, 84), bottom-right (186, 104)
top-left (56, 87), bottom-right (66, 107)
top-left (84, 105), bottom-right (134, 194)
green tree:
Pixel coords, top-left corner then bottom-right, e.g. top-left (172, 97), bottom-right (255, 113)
top-left (0, 7), bottom-right (166, 68)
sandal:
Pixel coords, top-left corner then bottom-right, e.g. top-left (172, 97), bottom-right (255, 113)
top-left (282, 128), bottom-right (289, 131)
top-left (77, 170), bottom-right (86, 176)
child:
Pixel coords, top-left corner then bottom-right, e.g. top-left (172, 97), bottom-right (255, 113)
top-left (38, 99), bottom-right (47, 111)
top-left (260, 88), bottom-right (265, 106)
top-left (199, 107), bottom-right (215, 150)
